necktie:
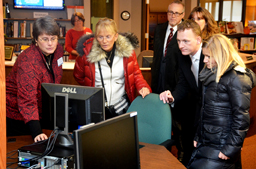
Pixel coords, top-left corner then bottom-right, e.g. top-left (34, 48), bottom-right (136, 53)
top-left (164, 28), bottom-right (173, 57)
top-left (191, 58), bottom-right (198, 86)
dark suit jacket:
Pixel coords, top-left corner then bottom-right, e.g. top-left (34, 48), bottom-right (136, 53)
top-left (172, 51), bottom-right (205, 126)
top-left (151, 22), bottom-right (181, 94)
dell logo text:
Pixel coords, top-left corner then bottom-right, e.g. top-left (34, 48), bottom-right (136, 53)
top-left (62, 87), bottom-right (77, 93)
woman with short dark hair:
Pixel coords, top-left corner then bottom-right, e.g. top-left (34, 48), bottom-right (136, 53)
top-left (65, 12), bottom-right (92, 60)
top-left (6, 15), bottom-right (63, 142)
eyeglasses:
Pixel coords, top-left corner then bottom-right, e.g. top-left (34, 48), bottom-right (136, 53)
top-left (38, 36), bottom-right (58, 43)
top-left (192, 17), bottom-right (205, 21)
top-left (74, 19), bottom-right (82, 22)
top-left (97, 34), bottom-right (115, 41)
top-left (167, 11), bottom-right (183, 17)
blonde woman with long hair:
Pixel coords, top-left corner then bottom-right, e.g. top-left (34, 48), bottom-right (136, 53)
top-left (188, 34), bottom-right (256, 169)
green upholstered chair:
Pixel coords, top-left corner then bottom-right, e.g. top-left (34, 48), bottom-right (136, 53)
top-left (127, 93), bottom-right (174, 151)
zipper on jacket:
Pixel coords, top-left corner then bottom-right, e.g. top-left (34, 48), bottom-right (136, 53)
top-left (109, 67), bottom-right (113, 105)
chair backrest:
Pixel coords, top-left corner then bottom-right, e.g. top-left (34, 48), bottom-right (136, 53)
top-left (137, 50), bottom-right (154, 67)
top-left (127, 93), bottom-right (172, 145)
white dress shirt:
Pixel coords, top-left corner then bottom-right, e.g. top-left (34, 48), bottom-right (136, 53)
top-left (163, 24), bottom-right (178, 55)
top-left (190, 46), bottom-right (202, 86)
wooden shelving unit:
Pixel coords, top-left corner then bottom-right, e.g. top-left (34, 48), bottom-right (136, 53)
top-left (4, 18), bottom-right (70, 21)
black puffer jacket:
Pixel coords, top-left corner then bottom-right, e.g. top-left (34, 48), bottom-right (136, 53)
top-left (189, 62), bottom-right (256, 169)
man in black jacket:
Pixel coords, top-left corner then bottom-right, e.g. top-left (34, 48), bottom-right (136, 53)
top-left (151, 0), bottom-right (186, 163)
top-left (160, 19), bottom-right (204, 166)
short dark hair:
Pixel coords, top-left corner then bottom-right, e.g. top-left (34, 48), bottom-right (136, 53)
top-left (177, 19), bottom-right (202, 37)
top-left (32, 15), bottom-right (60, 44)
top-left (71, 12), bottom-right (85, 26)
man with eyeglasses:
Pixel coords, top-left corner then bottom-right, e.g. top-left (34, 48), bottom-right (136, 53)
top-left (151, 0), bottom-right (186, 164)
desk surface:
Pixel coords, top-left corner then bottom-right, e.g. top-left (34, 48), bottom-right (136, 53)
top-left (7, 135), bottom-right (185, 169)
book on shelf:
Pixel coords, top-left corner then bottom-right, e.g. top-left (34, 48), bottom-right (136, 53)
top-left (4, 22), bottom-right (7, 35)
top-left (6, 22), bottom-right (13, 37)
top-left (230, 38), bottom-right (239, 50)
top-left (226, 22), bottom-right (244, 34)
top-left (13, 21), bottom-right (19, 38)
top-left (240, 37), bottom-right (255, 50)
top-left (20, 21), bottom-right (26, 38)
top-left (248, 20), bottom-right (256, 34)
top-left (218, 21), bottom-right (227, 34)
top-left (30, 23), bottom-right (33, 38)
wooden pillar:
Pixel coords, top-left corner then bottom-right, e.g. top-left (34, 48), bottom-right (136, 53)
top-left (0, 0), bottom-right (6, 168)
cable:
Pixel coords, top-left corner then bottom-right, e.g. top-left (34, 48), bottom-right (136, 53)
top-left (7, 150), bottom-right (18, 159)
top-left (43, 159), bottom-right (61, 169)
top-left (27, 163), bottom-right (40, 169)
top-left (8, 129), bottom-right (68, 169)
top-left (9, 129), bottom-right (60, 167)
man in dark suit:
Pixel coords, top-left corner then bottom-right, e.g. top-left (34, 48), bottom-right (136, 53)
top-left (151, 0), bottom-right (186, 163)
top-left (160, 19), bottom-right (204, 166)
top-left (151, 0), bottom-right (184, 94)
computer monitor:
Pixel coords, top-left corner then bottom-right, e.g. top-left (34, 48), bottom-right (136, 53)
top-left (41, 83), bottom-right (105, 133)
top-left (13, 0), bottom-right (65, 10)
top-left (142, 56), bottom-right (153, 67)
top-left (73, 112), bottom-right (140, 169)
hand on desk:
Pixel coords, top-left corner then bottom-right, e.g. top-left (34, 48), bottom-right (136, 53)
top-left (159, 90), bottom-right (174, 103)
top-left (34, 133), bottom-right (48, 142)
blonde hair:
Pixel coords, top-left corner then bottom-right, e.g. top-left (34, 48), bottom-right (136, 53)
top-left (202, 34), bottom-right (245, 82)
top-left (95, 18), bottom-right (118, 36)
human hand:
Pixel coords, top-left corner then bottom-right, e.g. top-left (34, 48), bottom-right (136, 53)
top-left (139, 87), bottom-right (150, 98)
top-left (194, 141), bottom-right (197, 147)
top-left (34, 133), bottom-right (48, 142)
top-left (218, 152), bottom-right (230, 160)
top-left (71, 50), bottom-right (79, 56)
top-left (159, 90), bottom-right (174, 103)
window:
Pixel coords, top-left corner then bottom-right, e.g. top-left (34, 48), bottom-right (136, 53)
top-left (200, 0), bottom-right (244, 22)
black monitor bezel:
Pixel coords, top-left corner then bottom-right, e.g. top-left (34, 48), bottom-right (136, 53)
top-left (73, 112), bottom-right (140, 169)
top-left (41, 83), bottom-right (105, 132)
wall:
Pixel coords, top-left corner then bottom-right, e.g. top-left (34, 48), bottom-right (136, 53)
top-left (116, 0), bottom-right (142, 55)
top-left (84, 0), bottom-right (142, 55)
top-left (149, 0), bottom-right (198, 19)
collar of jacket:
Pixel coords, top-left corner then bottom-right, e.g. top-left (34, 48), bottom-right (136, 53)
top-left (87, 35), bottom-right (133, 63)
top-left (76, 32), bottom-right (139, 63)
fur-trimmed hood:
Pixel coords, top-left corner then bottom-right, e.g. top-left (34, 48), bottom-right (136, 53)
top-left (76, 32), bottom-right (139, 63)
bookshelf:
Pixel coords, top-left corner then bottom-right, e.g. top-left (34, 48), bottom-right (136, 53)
top-left (3, 18), bottom-right (71, 21)
top-left (4, 18), bottom-right (70, 39)
top-left (4, 18), bottom-right (71, 55)
top-left (225, 33), bottom-right (256, 54)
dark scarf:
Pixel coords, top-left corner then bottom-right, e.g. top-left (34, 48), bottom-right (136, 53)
top-left (199, 61), bottom-right (240, 86)
top-left (199, 67), bottom-right (217, 86)
top-left (104, 42), bottom-right (116, 68)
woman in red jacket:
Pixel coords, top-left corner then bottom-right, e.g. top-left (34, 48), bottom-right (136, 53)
top-left (6, 16), bottom-right (63, 142)
top-left (74, 17), bottom-right (151, 119)
top-left (65, 12), bottom-right (92, 61)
